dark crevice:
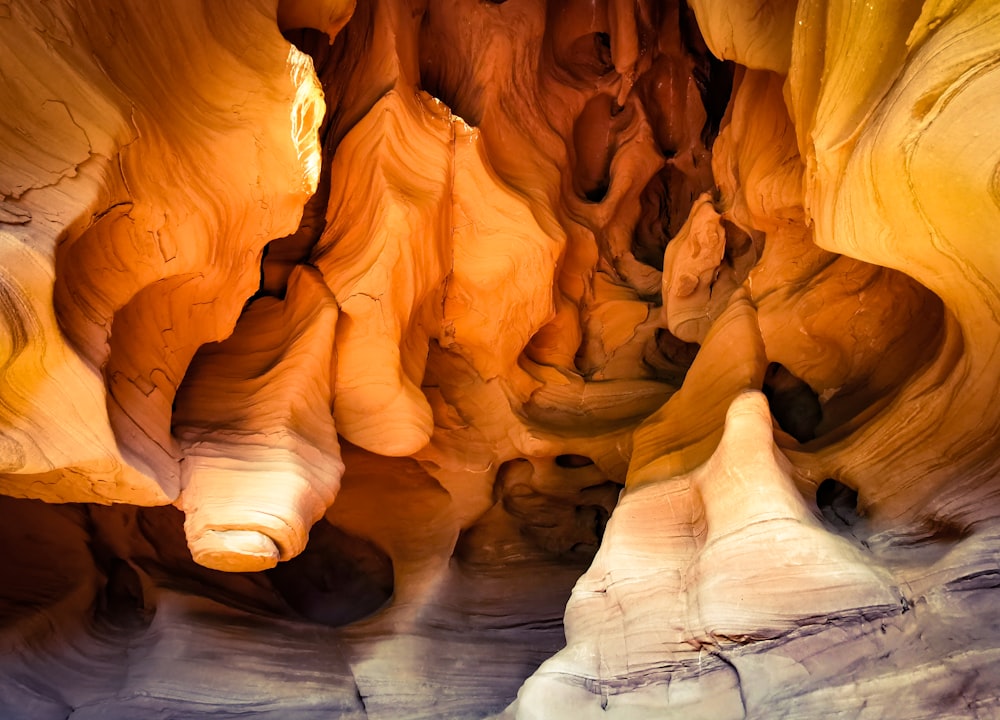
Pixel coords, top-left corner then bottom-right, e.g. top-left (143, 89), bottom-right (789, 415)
top-left (678, 0), bottom-right (734, 148)
top-left (267, 519), bottom-right (394, 627)
top-left (282, 27), bottom-right (334, 61)
top-left (555, 454), bottom-right (595, 469)
top-left (816, 478), bottom-right (861, 531)
top-left (633, 170), bottom-right (670, 270)
top-left (559, 32), bottom-right (616, 83)
top-left (763, 362), bottom-right (823, 443)
top-left (721, 219), bottom-right (754, 267)
top-left (571, 93), bottom-right (622, 203)
top-left (418, 5), bottom-right (484, 126)
top-left (644, 328), bottom-right (699, 386)
top-left (583, 182), bottom-right (609, 203)
top-left (591, 504), bottom-right (610, 543)
top-left (595, 32), bottom-right (613, 74)
top-left (245, 243), bottom-right (271, 306)
top-left (699, 58), bottom-right (735, 148)
top-left (456, 459), bottom-right (620, 566)
top-left (99, 558), bottom-right (149, 628)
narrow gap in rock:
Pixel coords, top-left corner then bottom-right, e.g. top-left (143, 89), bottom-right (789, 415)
top-left (696, 57), bottom-right (734, 149)
top-left (633, 170), bottom-right (669, 271)
top-left (555, 454), bottom-right (595, 468)
top-left (99, 558), bottom-right (149, 629)
top-left (763, 362), bottom-right (823, 443)
top-left (282, 27), bottom-right (333, 57)
top-left (645, 328), bottom-right (699, 386)
top-left (418, 7), bottom-right (484, 126)
top-left (570, 508), bottom-right (609, 555)
top-left (721, 219), bottom-right (754, 268)
top-left (594, 32), bottom-right (613, 74)
top-left (816, 478), bottom-right (861, 532)
top-left (678, 0), bottom-right (734, 148)
top-left (584, 182), bottom-right (610, 203)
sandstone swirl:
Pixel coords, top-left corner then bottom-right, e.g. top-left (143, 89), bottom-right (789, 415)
top-left (0, 0), bottom-right (998, 718)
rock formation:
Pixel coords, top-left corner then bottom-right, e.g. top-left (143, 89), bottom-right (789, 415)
top-left (0, 0), bottom-right (998, 717)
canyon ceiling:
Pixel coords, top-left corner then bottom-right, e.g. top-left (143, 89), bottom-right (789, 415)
top-left (1, 0), bottom-right (999, 718)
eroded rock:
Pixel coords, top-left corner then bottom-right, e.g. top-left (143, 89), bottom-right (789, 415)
top-left (1, 0), bottom-right (999, 717)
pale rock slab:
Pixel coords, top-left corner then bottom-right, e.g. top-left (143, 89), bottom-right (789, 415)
top-left (173, 266), bottom-right (344, 571)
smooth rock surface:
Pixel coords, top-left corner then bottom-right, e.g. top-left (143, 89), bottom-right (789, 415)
top-left (1, 0), bottom-right (999, 718)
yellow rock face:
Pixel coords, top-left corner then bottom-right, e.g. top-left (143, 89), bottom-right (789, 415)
top-left (0, 0), bottom-right (324, 504)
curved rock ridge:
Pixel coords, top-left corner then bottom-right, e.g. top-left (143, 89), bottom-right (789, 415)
top-left (173, 266), bottom-right (343, 572)
top-left (508, 391), bottom-right (900, 718)
top-left (505, 406), bottom-right (1000, 719)
top-left (783, 0), bottom-right (1000, 534)
top-left (0, 0), bottom-right (998, 717)
top-left (0, 0), bottom-right (325, 504)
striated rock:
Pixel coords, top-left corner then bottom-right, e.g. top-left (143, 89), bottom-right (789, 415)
top-left (1, 0), bottom-right (999, 717)
top-left (0, 0), bottom-right (324, 504)
top-left (688, 0), bottom-right (798, 74)
top-left (630, 289), bottom-right (767, 484)
top-left (173, 266), bottom-right (343, 571)
top-left (312, 89), bottom-right (451, 457)
top-left (784, 0), bottom-right (1000, 535)
top-left (508, 392), bottom-right (902, 718)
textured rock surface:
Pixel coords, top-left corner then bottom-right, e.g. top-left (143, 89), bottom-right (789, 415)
top-left (1, 0), bottom-right (999, 718)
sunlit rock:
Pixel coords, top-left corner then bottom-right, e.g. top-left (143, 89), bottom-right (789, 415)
top-left (1, 0), bottom-right (999, 717)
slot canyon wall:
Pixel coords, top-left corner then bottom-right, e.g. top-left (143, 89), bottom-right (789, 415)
top-left (1, 0), bottom-right (999, 717)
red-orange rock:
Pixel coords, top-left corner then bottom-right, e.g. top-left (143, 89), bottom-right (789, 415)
top-left (0, 0), bottom-right (998, 717)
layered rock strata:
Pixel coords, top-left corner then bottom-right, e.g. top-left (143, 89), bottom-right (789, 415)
top-left (0, 0), bottom-right (998, 718)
